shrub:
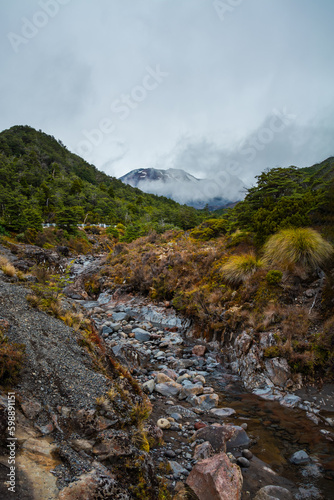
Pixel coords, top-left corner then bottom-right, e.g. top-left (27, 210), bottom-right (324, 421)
top-left (0, 328), bottom-right (25, 386)
top-left (221, 253), bottom-right (263, 285)
top-left (266, 270), bottom-right (283, 286)
top-left (263, 228), bottom-right (333, 272)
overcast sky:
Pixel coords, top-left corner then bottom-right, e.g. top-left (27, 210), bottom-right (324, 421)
top-left (0, 0), bottom-right (333, 189)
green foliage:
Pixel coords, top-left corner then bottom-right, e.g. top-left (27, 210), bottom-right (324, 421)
top-left (0, 125), bottom-right (206, 237)
top-left (190, 218), bottom-right (226, 240)
top-left (0, 327), bottom-right (25, 386)
top-left (221, 253), bottom-right (263, 285)
top-left (265, 270), bottom-right (283, 286)
top-left (263, 227), bottom-right (333, 271)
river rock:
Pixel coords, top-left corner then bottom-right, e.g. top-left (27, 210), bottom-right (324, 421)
top-left (112, 312), bottom-right (130, 322)
top-left (264, 358), bottom-right (291, 388)
top-left (156, 372), bottom-right (175, 384)
top-left (133, 328), bottom-right (151, 341)
top-left (290, 450), bottom-right (310, 465)
top-left (155, 381), bottom-right (182, 397)
top-left (179, 383), bottom-right (204, 400)
top-left (166, 406), bottom-right (197, 418)
top-left (193, 441), bottom-right (214, 461)
top-left (254, 485), bottom-right (293, 500)
top-left (169, 461), bottom-right (188, 478)
top-left (192, 345), bottom-right (207, 357)
top-left (188, 393), bottom-right (219, 410)
top-left (142, 379), bottom-right (155, 394)
top-left (210, 407), bottom-right (236, 418)
top-left (186, 452), bottom-right (243, 500)
top-left (237, 456), bottom-right (250, 467)
top-left (193, 424), bottom-right (250, 452)
top-left (157, 418), bottom-right (171, 429)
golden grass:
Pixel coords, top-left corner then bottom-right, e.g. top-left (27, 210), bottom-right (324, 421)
top-left (221, 252), bottom-right (263, 285)
top-left (263, 227), bottom-right (333, 272)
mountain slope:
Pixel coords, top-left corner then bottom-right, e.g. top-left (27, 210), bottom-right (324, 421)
top-left (0, 126), bottom-right (204, 234)
top-left (120, 167), bottom-right (244, 209)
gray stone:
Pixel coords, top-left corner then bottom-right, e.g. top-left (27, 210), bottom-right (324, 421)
top-left (193, 441), bottom-right (214, 461)
top-left (112, 312), bottom-right (130, 322)
top-left (237, 456), bottom-right (250, 467)
top-left (97, 292), bottom-right (112, 305)
top-left (264, 358), bottom-right (291, 388)
top-left (133, 328), bottom-right (151, 342)
top-left (169, 461), bottom-right (188, 478)
top-left (142, 379), bottom-right (155, 394)
top-left (102, 326), bottom-right (113, 335)
top-left (210, 407), bottom-right (236, 418)
top-left (254, 485), bottom-right (293, 500)
top-left (155, 382), bottom-right (182, 397)
top-left (179, 383), bottom-right (204, 400)
top-left (188, 393), bottom-right (219, 410)
top-left (290, 450), bottom-right (310, 465)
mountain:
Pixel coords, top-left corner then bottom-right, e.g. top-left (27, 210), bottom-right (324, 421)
top-left (120, 167), bottom-right (244, 210)
top-left (0, 126), bottom-right (205, 237)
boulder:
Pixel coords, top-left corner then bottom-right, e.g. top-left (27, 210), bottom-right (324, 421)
top-left (188, 393), bottom-right (219, 410)
top-left (155, 382), bottom-right (182, 397)
top-left (142, 379), bottom-right (155, 394)
top-left (264, 358), bottom-right (291, 388)
top-left (179, 383), bottom-right (204, 400)
top-left (186, 452), bottom-right (243, 500)
top-left (254, 485), bottom-right (293, 500)
top-left (193, 424), bottom-right (250, 452)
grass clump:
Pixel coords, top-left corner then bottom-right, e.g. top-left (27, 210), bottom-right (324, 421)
top-left (263, 227), bottom-right (333, 272)
top-left (0, 256), bottom-right (16, 277)
top-left (221, 252), bottom-right (263, 285)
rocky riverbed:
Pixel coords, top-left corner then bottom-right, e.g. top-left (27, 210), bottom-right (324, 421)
top-left (0, 248), bottom-right (333, 499)
top-left (75, 283), bottom-right (334, 499)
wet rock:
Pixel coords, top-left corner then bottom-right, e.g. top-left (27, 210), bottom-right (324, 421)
top-left (186, 452), bottom-right (243, 500)
top-left (210, 407), bottom-right (236, 418)
top-left (192, 345), bottom-right (207, 357)
top-left (193, 441), bottom-right (214, 461)
top-left (290, 450), bottom-right (310, 465)
top-left (264, 358), bottom-right (291, 388)
top-left (155, 381), bottom-right (182, 397)
top-left (157, 418), bottom-right (171, 429)
top-left (254, 485), bottom-right (293, 500)
top-left (237, 456), bottom-right (250, 467)
top-left (242, 449), bottom-right (253, 460)
top-left (193, 424), bottom-right (250, 452)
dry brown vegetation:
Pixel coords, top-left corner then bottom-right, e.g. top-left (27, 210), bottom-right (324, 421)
top-left (101, 228), bottom-right (334, 381)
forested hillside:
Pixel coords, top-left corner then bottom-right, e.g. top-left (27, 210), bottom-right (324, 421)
top-left (0, 125), bottom-right (204, 239)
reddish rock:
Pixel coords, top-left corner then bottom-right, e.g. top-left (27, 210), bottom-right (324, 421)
top-left (186, 452), bottom-right (243, 500)
top-left (192, 345), bottom-right (207, 357)
top-left (21, 400), bottom-right (42, 419)
top-left (194, 422), bottom-right (207, 430)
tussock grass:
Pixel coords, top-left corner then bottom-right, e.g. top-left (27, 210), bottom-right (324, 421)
top-left (0, 256), bottom-right (16, 277)
top-left (221, 252), bottom-right (263, 285)
top-left (263, 228), bottom-right (333, 272)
